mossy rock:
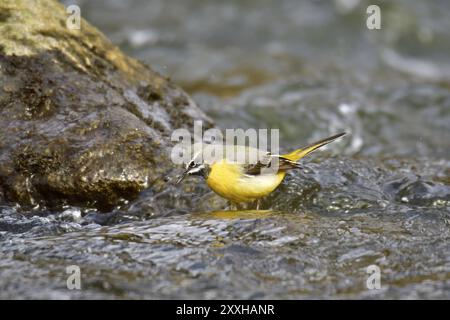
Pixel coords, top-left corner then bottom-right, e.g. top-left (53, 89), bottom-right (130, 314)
top-left (0, 0), bottom-right (212, 211)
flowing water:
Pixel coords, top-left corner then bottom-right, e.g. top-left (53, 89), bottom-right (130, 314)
top-left (1, 0), bottom-right (450, 299)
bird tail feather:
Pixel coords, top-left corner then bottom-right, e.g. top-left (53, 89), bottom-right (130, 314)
top-left (281, 132), bottom-right (346, 162)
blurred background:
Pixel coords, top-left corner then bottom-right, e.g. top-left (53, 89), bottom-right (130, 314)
top-left (65, 0), bottom-right (450, 158)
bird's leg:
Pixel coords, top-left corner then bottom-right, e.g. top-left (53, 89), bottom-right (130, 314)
top-left (228, 202), bottom-right (236, 210)
top-left (256, 199), bottom-right (261, 210)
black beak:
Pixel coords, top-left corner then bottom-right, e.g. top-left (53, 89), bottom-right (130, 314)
top-left (176, 169), bottom-right (189, 184)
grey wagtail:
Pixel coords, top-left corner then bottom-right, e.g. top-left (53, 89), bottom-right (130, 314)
top-left (177, 132), bottom-right (346, 208)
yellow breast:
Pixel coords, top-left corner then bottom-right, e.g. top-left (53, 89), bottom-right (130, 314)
top-left (206, 159), bottom-right (286, 203)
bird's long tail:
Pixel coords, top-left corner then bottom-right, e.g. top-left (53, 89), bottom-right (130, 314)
top-left (281, 132), bottom-right (346, 162)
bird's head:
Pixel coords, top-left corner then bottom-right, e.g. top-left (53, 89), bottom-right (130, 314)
top-left (176, 159), bottom-right (209, 184)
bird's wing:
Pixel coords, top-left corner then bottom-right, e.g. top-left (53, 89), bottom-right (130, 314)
top-left (243, 152), bottom-right (272, 175)
top-left (244, 154), bottom-right (301, 175)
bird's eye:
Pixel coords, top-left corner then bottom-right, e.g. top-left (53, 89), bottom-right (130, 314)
top-left (186, 161), bottom-right (195, 169)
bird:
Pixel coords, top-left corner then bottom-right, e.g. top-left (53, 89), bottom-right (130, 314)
top-left (176, 132), bottom-right (346, 209)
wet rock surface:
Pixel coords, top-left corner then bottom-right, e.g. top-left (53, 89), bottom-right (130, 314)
top-left (0, 0), bottom-right (211, 210)
top-left (1, 155), bottom-right (450, 299)
top-left (1, 0), bottom-right (450, 299)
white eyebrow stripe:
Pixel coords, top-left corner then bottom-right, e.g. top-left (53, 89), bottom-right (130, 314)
top-left (188, 166), bottom-right (204, 173)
